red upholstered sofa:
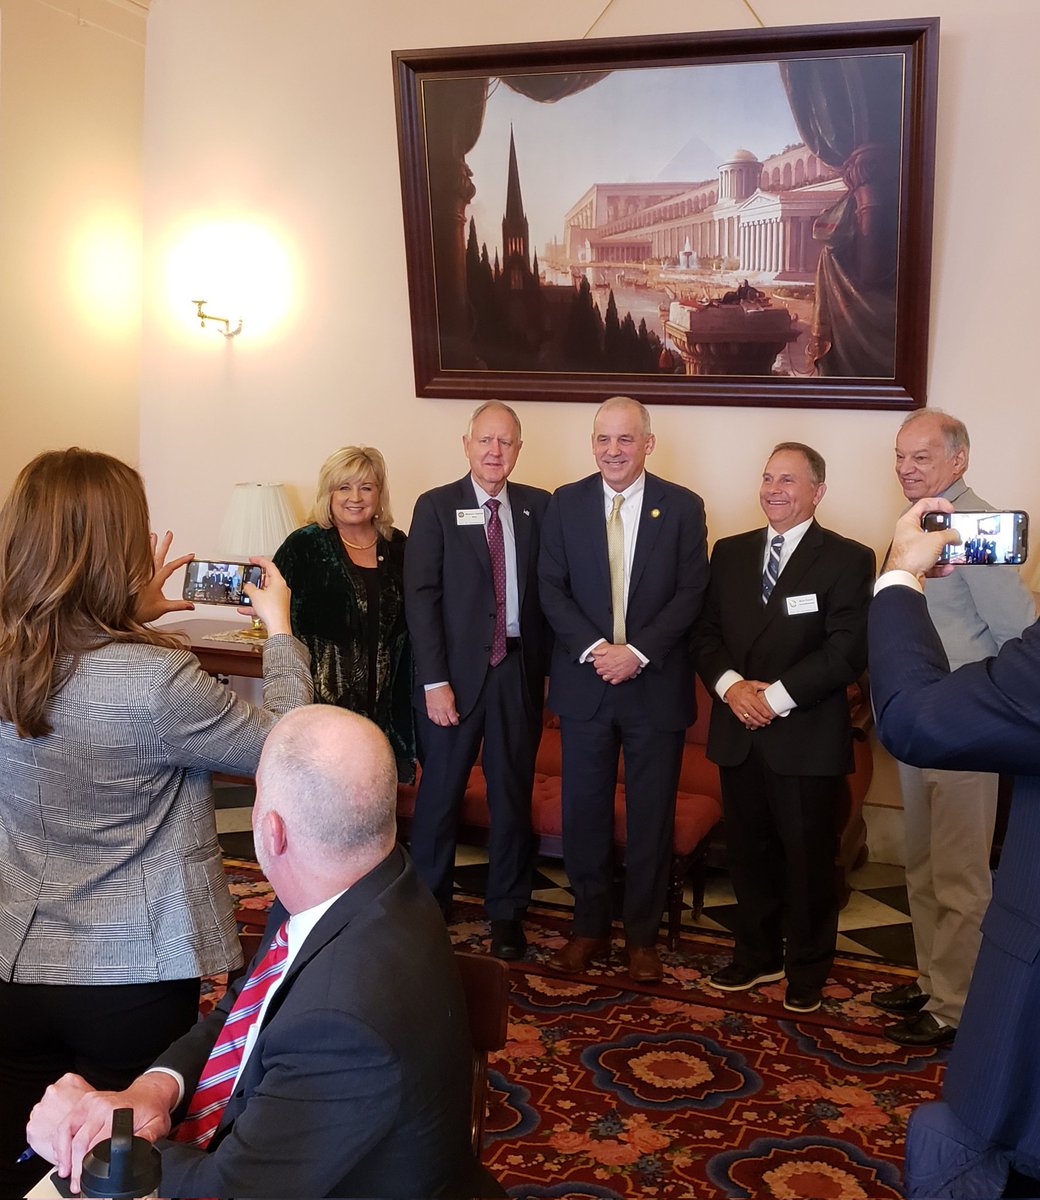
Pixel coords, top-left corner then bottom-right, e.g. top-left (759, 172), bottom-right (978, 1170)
top-left (396, 676), bottom-right (872, 949)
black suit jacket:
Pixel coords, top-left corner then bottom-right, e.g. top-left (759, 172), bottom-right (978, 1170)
top-left (870, 584), bottom-right (1040, 1158)
top-left (153, 847), bottom-right (474, 1198)
top-left (695, 522), bottom-right (874, 776)
top-left (538, 471), bottom-right (708, 730)
top-left (404, 476), bottom-right (551, 718)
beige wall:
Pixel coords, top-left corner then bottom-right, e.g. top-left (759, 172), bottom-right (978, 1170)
top-left (137, 0), bottom-right (1040, 841)
top-left (0, 0), bottom-right (146, 484)
top-left (138, 0), bottom-right (1040, 574)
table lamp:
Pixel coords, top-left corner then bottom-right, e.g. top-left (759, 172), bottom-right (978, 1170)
top-left (218, 482), bottom-right (299, 638)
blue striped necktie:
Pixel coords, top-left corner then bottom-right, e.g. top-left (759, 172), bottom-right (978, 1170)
top-left (762, 534), bottom-right (784, 603)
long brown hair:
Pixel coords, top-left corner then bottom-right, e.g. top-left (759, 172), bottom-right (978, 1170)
top-left (0, 448), bottom-right (180, 738)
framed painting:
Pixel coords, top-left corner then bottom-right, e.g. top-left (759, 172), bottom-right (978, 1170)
top-left (393, 19), bottom-right (938, 410)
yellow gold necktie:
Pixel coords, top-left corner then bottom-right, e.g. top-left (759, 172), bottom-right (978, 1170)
top-left (607, 493), bottom-right (626, 644)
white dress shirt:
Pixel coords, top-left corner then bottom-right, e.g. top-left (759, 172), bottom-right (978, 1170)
top-left (425, 477), bottom-right (520, 691)
top-left (471, 479), bottom-right (520, 638)
top-left (580, 473), bottom-right (649, 665)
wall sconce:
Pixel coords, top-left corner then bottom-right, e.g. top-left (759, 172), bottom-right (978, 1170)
top-left (192, 298), bottom-right (242, 338)
top-left (169, 221), bottom-right (292, 340)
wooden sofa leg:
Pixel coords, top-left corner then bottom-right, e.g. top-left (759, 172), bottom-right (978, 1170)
top-left (688, 850), bottom-right (706, 920)
top-left (667, 856), bottom-right (685, 951)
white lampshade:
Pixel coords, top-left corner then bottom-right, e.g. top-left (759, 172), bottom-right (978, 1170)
top-left (218, 482), bottom-right (298, 558)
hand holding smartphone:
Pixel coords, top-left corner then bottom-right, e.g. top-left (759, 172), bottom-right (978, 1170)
top-left (921, 510), bottom-right (1029, 565)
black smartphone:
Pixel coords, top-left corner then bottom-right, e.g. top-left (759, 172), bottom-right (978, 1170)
top-left (182, 560), bottom-right (264, 606)
top-left (921, 510), bottom-right (1029, 565)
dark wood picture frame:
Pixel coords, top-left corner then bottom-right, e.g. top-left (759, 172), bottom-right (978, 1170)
top-left (393, 19), bottom-right (938, 410)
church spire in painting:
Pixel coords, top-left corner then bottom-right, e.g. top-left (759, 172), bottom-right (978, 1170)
top-left (502, 125), bottom-right (530, 290)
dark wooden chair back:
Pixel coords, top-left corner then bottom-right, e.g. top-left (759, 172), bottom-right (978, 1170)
top-left (454, 950), bottom-right (509, 1158)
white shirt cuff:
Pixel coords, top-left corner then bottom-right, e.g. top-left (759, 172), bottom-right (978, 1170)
top-left (627, 644), bottom-right (649, 667)
top-left (580, 638), bottom-right (607, 663)
top-left (423, 681), bottom-right (449, 692)
top-left (143, 1067), bottom-right (185, 1108)
top-left (763, 679), bottom-right (796, 717)
top-left (874, 570), bottom-right (924, 596)
top-left (714, 669), bottom-right (743, 702)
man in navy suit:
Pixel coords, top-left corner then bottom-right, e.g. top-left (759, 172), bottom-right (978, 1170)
top-left (870, 499), bottom-right (1040, 1198)
top-left (694, 443), bottom-right (874, 1014)
top-left (404, 401), bottom-right (550, 959)
top-left (26, 706), bottom-right (477, 1199)
top-left (538, 396), bottom-right (708, 983)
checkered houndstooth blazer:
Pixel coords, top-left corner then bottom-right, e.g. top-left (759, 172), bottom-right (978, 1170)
top-left (0, 633), bottom-right (311, 985)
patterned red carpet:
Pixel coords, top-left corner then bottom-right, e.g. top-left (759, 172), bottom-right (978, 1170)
top-left (222, 859), bottom-right (945, 1199)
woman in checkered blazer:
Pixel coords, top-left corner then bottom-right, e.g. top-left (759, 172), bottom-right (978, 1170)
top-left (0, 448), bottom-right (313, 1195)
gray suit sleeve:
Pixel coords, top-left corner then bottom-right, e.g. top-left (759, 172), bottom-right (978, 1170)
top-left (961, 565), bottom-right (1037, 650)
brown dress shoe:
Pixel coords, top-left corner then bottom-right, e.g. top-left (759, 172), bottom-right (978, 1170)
top-left (548, 936), bottom-right (611, 974)
top-left (625, 943), bottom-right (663, 983)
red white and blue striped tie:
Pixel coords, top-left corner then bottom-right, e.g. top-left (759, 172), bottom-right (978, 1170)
top-left (174, 920), bottom-right (289, 1148)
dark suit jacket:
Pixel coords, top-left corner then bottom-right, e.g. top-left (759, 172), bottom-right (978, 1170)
top-left (538, 471), bottom-right (708, 730)
top-left (695, 522), bottom-right (874, 776)
top-left (404, 476), bottom-right (551, 718)
top-left (871, 584), bottom-right (1040, 1159)
top-left (152, 847), bottom-right (474, 1198)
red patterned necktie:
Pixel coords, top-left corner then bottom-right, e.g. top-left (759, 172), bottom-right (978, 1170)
top-left (174, 920), bottom-right (290, 1148)
top-left (485, 498), bottom-right (507, 667)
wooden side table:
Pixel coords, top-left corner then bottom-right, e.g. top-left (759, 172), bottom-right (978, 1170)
top-left (165, 618), bottom-right (265, 680)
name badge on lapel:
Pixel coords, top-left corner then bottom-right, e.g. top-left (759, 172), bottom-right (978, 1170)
top-left (786, 594), bottom-right (819, 615)
top-left (456, 508), bottom-right (486, 526)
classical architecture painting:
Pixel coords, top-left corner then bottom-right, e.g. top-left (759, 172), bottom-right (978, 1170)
top-left (394, 21), bottom-right (938, 409)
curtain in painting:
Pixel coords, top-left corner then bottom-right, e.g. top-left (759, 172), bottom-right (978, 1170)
top-left (780, 54), bottom-right (904, 378)
top-left (423, 73), bottom-right (608, 367)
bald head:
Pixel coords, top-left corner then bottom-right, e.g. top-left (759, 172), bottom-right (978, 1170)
top-left (256, 705), bottom-right (397, 862)
top-left (595, 395), bottom-right (651, 435)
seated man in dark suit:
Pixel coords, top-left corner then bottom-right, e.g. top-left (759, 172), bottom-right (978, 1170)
top-left (26, 705), bottom-right (478, 1199)
top-left (870, 498), bottom-right (1040, 1199)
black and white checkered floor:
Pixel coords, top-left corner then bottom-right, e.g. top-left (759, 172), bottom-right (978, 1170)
top-left (216, 784), bottom-right (916, 969)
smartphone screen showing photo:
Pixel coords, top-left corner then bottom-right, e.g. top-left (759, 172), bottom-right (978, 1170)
top-left (182, 560), bottom-right (264, 606)
top-left (924, 511), bottom-right (1029, 565)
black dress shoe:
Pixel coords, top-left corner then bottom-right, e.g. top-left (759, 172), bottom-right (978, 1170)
top-left (886, 1010), bottom-right (956, 1047)
top-left (872, 980), bottom-right (929, 1014)
top-left (708, 962), bottom-right (784, 992)
top-left (784, 985), bottom-right (822, 1013)
top-left (489, 919), bottom-right (527, 961)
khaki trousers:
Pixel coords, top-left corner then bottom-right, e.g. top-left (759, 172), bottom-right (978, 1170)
top-left (899, 761), bottom-right (997, 1026)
